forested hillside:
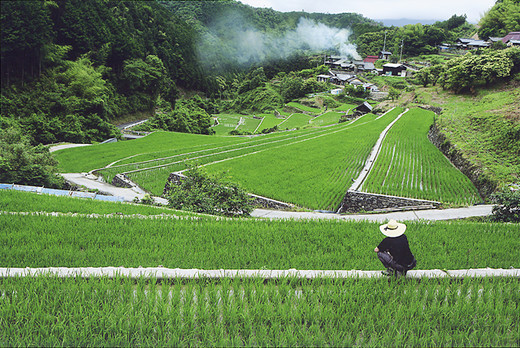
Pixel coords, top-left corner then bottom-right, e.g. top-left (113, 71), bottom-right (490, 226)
top-left (0, 0), bottom-right (382, 145)
top-left (1, 0), bottom-right (206, 145)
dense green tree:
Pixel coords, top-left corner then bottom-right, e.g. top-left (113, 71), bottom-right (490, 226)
top-left (1, 1), bottom-right (54, 85)
top-left (478, 0), bottom-right (520, 39)
top-left (438, 47), bottom-right (520, 93)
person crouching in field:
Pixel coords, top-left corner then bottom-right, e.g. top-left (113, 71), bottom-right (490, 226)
top-left (374, 219), bottom-right (417, 277)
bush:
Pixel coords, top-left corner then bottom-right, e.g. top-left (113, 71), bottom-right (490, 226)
top-left (491, 190), bottom-right (520, 223)
top-left (0, 126), bottom-right (64, 188)
top-left (165, 166), bottom-right (254, 217)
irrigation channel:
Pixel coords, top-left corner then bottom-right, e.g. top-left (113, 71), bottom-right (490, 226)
top-left (2, 267), bottom-right (519, 279)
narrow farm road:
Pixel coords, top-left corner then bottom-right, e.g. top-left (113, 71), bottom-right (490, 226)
top-left (252, 205), bottom-right (494, 222)
top-left (49, 143), bottom-right (92, 153)
top-left (60, 172), bottom-right (493, 222)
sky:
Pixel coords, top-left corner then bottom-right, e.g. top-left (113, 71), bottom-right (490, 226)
top-left (238, 0), bottom-right (496, 23)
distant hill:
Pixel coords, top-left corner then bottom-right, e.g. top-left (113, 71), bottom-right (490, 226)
top-left (375, 18), bottom-right (440, 27)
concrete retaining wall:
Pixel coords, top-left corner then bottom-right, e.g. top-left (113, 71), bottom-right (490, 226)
top-left (164, 172), bottom-right (294, 210)
top-left (337, 190), bottom-right (441, 213)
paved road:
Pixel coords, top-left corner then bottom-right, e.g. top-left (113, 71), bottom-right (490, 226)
top-left (61, 173), bottom-right (167, 205)
top-left (61, 172), bottom-right (493, 222)
top-left (49, 143), bottom-right (92, 153)
top-left (252, 205), bottom-right (494, 222)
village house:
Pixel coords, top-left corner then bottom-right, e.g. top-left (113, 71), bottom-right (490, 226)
top-left (316, 70), bottom-right (378, 91)
top-left (456, 38), bottom-right (490, 49)
top-left (382, 63), bottom-right (407, 76)
top-left (324, 55), bottom-right (376, 73)
top-left (502, 32), bottom-right (520, 46)
top-left (364, 55), bottom-right (379, 64)
top-left (379, 51), bottom-right (392, 60)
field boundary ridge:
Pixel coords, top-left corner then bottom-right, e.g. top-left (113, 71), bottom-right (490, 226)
top-left (1, 267), bottom-right (518, 279)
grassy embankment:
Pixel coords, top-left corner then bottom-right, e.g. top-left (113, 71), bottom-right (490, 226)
top-left (409, 80), bottom-right (520, 191)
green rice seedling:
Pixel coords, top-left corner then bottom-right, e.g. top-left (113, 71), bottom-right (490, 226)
top-left (361, 108), bottom-right (481, 205)
top-left (2, 215), bottom-right (519, 270)
top-left (309, 111), bottom-right (343, 126)
top-left (255, 114), bottom-right (284, 133)
top-left (0, 189), bottom-right (195, 216)
top-left (277, 113), bottom-right (313, 129)
top-left (286, 102), bottom-right (322, 115)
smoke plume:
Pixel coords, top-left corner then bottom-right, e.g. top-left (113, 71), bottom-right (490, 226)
top-left (197, 16), bottom-right (361, 71)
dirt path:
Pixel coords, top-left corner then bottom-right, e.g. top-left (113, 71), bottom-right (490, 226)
top-left (349, 108), bottom-right (408, 191)
top-left (2, 267), bottom-right (517, 279)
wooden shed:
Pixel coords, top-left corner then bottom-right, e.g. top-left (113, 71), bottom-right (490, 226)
top-left (353, 101), bottom-right (373, 116)
top-left (382, 63), bottom-right (407, 76)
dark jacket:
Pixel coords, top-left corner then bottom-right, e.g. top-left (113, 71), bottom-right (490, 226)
top-left (377, 234), bottom-right (414, 266)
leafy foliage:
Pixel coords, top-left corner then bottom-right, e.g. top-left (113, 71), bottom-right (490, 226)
top-left (135, 96), bottom-right (214, 135)
top-left (355, 14), bottom-right (477, 59)
top-left (166, 166), bottom-right (253, 217)
top-left (478, 0), bottom-right (520, 39)
top-left (0, 127), bottom-right (63, 188)
top-left (491, 189), bottom-right (520, 222)
top-left (438, 47), bottom-right (520, 92)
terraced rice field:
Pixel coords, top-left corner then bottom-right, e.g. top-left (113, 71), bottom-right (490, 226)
top-left (286, 102), bottom-right (321, 115)
top-left (2, 276), bottom-right (518, 346)
top-left (309, 111), bottom-right (343, 126)
top-left (1, 190), bottom-right (518, 271)
top-left (360, 108), bottom-right (481, 205)
top-left (54, 106), bottom-right (481, 210)
top-left (92, 110), bottom-right (400, 209)
top-left (277, 113), bottom-right (313, 129)
top-left (1, 190), bottom-right (518, 346)
top-left (254, 114), bottom-right (284, 133)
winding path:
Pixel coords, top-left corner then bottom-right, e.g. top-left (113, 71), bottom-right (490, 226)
top-left (61, 172), bottom-right (493, 222)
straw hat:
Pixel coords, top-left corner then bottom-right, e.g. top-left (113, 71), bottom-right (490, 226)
top-left (379, 219), bottom-right (406, 237)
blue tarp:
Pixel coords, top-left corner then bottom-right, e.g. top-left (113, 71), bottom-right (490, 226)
top-left (13, 185), bottom-right (41, 193)
top-left (0, 184), bottom-right (13, 190)
top-left (41, 188), bottom-right (70, 196)
top-left (95, 195), bottom-right (125, 202)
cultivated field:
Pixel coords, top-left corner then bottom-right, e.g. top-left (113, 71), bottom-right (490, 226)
top-left (361, 108), bottom-right (482, 205)
top-left (1, 190), bottom-right (518, 347)
top-left (2, 276), bottom-right (518, 346)
top-left (54, 106), bottom-right (483, 210)
top-left (1, 191), bottom-right (518, 269)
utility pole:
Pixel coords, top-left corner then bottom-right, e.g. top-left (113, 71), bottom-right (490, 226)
top-left (400, 39), bottom-right (404, 62)
top-left (383, 31), bottom-right (387, 53)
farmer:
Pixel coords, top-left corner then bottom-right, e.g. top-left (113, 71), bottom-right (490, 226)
top-left (374, 219), bottom-right (416, 276)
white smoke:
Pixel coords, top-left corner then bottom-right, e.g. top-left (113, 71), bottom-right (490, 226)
top-left (197, 16), bottom-right (361, 71)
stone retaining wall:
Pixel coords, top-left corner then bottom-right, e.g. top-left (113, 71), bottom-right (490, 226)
top-left (164, 173), bottom-right (293, 210)
top-left (428, 124), bottom-right (492, 199)
top-left (337, 190), bottom-right (441, 213)
top-left (111, 174), bottom-right (135, 188)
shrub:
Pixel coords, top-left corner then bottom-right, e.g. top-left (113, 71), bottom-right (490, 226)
top-left (491, 189), bottom-right (520, 222)
top-left (165, 166), bottom-right (254, 217)
top-left (0, 126), bottom-right (64, 188)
